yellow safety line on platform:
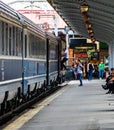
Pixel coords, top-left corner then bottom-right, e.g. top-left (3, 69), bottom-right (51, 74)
top-left (3, 86), bottom-right (67, 130)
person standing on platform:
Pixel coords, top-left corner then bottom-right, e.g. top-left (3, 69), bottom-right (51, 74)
top-left (61, 47), bottom-right (68, 70)
top-left (77, 59), bottom-right (83, 86)
top-left (87, 61), bottom-right (94, 80)
top-left (98, 60), bottom-right (105, 80)
top-left (74, 61), bottom-right (78, 80)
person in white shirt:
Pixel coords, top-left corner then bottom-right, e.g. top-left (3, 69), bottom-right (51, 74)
top-left (61, 48), bottom-right (68, 70)
top-left (77, 59), bottom-right (83, 86)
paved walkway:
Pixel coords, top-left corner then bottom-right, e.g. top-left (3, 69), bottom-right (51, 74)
top-left (3, 79), bottom-right (114, 130)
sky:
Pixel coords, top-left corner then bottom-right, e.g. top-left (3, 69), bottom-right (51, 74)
top-left (1, 0), bottom-right (53, 10)
top-left (2, 0), bottom-right (13, 4)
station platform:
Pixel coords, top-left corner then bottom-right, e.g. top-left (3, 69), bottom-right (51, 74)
top-left (2, 79), bottom-right (114, 130)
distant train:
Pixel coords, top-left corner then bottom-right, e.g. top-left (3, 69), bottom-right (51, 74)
top-left (0, 1), bottom-right (64, 116)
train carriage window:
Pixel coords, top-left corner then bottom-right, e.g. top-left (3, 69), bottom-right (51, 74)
top-left (1, 22), bottom-right (8, 55)
top-left (5, 23), bottom-right (8, 55)
top-left (9, 26), bottom-right (12, 55)
top-left (2, 22), bottom-right (5, 55)
top-left (9, 25), bottom-right (15, 56)
top-left (38, 38), bottom-right (46, 57)
top-left (13, 26), bottom-right (16, 55)
top-left (16, 27), bottom-right (22, 56)
top-left (1, 22), bottom-right (5, 55)
top-left (0, 21), bottom-right (22, 56)
top-left (25, 35), bottom-right (27, 57)
top-left (49, 41), bottom-right (58, 59)
top-left (29, 34), bottom-right (34, 57)
top-left (1, 22), bottom-right (7, 55)
top-left (29, 33), bottom-right (46, 59)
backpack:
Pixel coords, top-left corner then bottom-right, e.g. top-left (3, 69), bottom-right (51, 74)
top-left (89, 64), bottom-right (93, 70)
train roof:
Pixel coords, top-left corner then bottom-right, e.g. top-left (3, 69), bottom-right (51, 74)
top-left (0, 1), bottom-right (46, 36)
top-left (0, 1), bottom-right (59, 40)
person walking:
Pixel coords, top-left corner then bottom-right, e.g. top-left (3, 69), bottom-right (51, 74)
top-left (98, 60), bottom-right (105, 80)
top-left (77, 59), bottom-right (83, 86)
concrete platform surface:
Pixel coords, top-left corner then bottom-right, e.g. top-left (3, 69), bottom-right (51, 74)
top-left (3, 79), bottom-right (114, 130)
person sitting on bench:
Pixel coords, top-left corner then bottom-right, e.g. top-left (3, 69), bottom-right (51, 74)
top-left (102, 68), bottom-right (114, 94)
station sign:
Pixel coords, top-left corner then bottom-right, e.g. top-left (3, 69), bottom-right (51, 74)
top-left (75, 53), bottom-right (88, 58)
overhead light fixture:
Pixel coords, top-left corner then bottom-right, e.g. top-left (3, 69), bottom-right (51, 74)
top-left (85, 23), bottom-right (92, 29)
top-left (80, 4), bottom-right (89, 13)
top-left (80, 1), bottom-right (96, 41)
top-left (83, 15), bottom-right (90, 22)
top-left (89, 31), bottom-right (94, 34)
top-left (88, 29), bottom-right (93, 33)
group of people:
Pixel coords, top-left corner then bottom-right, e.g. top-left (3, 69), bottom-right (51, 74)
top-left (60, 47), bottom-right (108, 87)
top-left (61, 47), bottom-right (114, 93)
top-left (61, 48), bottom-right (83, 86)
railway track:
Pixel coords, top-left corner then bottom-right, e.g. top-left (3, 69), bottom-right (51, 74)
top-left (0, 85), bottom-right (64, 126)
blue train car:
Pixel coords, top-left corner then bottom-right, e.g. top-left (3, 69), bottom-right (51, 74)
top-left (0, 1), bottom-right (62, 116)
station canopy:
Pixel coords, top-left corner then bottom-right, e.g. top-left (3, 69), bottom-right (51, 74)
top-left (47, 0), bottom-right (114, 44)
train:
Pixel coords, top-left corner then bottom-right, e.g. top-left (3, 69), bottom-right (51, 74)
top-left (0, 1), bottom-right (64, 117)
